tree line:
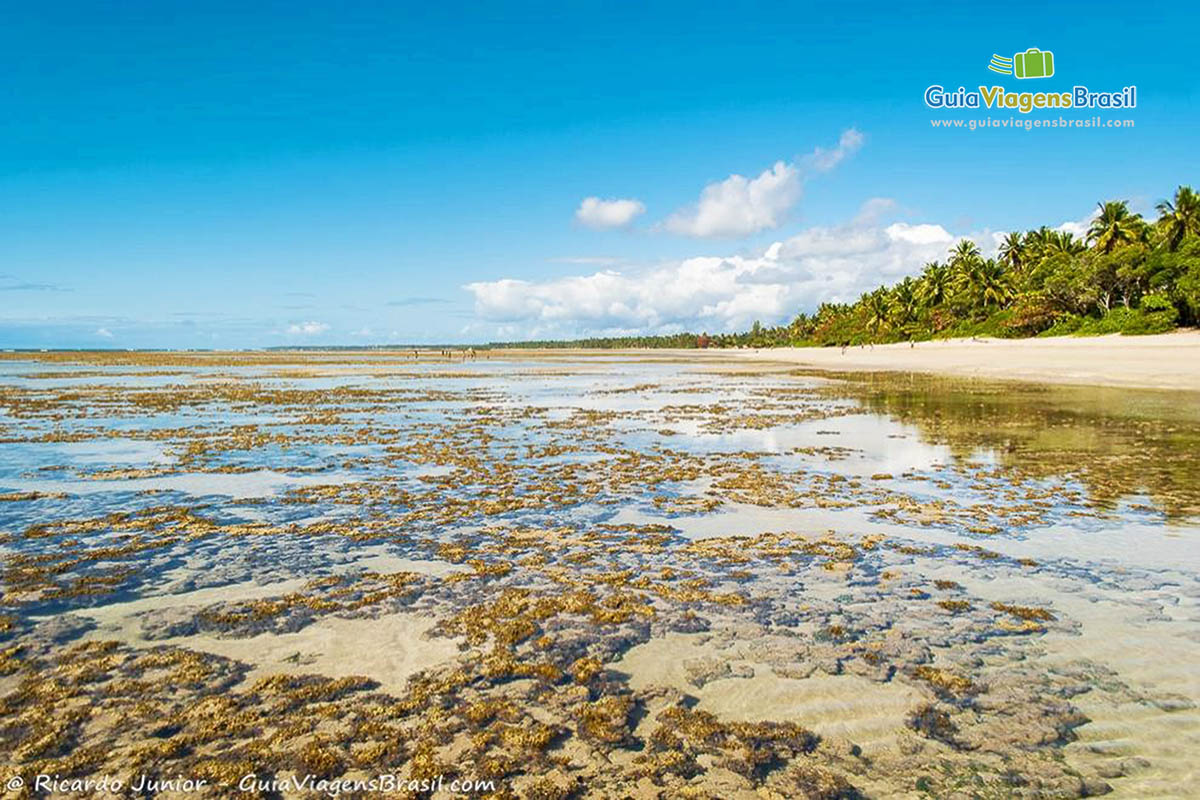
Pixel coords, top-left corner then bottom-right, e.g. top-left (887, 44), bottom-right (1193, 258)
top-left (495, 185), bottom-right (1199, 349)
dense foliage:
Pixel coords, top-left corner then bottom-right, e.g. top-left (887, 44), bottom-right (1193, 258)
top-left (497, 185), bottom-right (1200, 349)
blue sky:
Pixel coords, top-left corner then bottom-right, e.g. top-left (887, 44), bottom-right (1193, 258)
top-left (1, 1), bottom-right (1195, 347)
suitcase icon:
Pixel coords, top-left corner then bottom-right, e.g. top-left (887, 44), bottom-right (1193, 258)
top-left (1013, 48), bottom-right (1054, 79)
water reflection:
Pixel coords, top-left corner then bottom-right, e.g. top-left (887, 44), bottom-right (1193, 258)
top-left (810, 371), bottom-right (1200, 520)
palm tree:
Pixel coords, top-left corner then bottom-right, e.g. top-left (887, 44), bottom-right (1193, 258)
top-left (862, 289), bottom-right (892, 337)
top-left (946, 240), bottom-right (984, 311)
top-left (1155, 185), bottom-right (1200, 251)
top-left (1046, 230), bottom-right (1085, 255)
top-left (890, 277), bottom-right (919, 324)
top-left (916, 261), bottom-right (951, 309)
top-left (1022, 226), bottom-right (1052, 262)
top-left (949, 239), bottom-right (982, 270)
top-left (1088, 201), bottom-right (1146, 253)
top-left (998, 232), bottom-right (1026, 270)
top-left (974, 259), bottom-right (1013, 307)
top-left (953, 257), bottom-right (1012, 310)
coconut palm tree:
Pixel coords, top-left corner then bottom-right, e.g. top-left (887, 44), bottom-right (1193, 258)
top-left (974, 259), bottom-right (1013, 307)
top-left (1046, 230), bottom-right (1086, 255)
top-left (946, 240), bottom-right (984, 311)
top-left (998, 232), bottom-right (1026, 270)
top-left (916, 261), bottom-right (951, 309)
top-left (1155, 185), bottom-right (1200, 251)
top-left (862, 289), bottom-right (892, 337)
top-left (953, 257), bottom-right (1012, 310)
top-left (949, 239), bottom-right (982, 270)
top-left (890, 277), bottom-right (919, 324)
top-left (1020, 226), bottom-right (1051, 263)
top-left (1088, 201), bottom-right (1146, 253)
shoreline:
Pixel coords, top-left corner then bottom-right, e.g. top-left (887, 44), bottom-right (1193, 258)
top-left (720, 331), bottom-right (1200, 392)
top-left (486, 330), bottom-right (1200, 392)
top-left (6, 330), bottom-right (1200, 392)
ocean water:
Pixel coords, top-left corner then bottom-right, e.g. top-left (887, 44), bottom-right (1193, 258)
top-left (1, 353), bottom-right (1196, 798)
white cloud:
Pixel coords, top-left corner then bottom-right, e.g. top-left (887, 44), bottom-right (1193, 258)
top-left (661, 128), bottom-right (864, 239)
top-left (466, 199), bottom-right (972, 338)
top-left (466, 257), bottom-right (790, 335)
top-left (95, 327), bottom-right (114, 339)
top-left (885, 222), bottom-right (955, 246)
top-left (574, 197), bottom-right (645, 229)
top-left (804, 128), bottom-right (865, 172)
top-left (286, 321), bottom-right (330, 336)
top-left (1055, 211), bottom-right (1097, 240)
top-left (663, 161), bottom-right (800, 238)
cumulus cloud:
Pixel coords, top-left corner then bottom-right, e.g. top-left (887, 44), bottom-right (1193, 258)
top-left (574, 197), bottom-right (646, 229)
top-left (466, 199), bottom-right (970, 338)
top-left (95, 327), bottom-right (114, 339)
top-left (662, 161), bottom-right (800, 239)
top-left (885, 222), bottom-right (955, 246)
top-left (661, 128), bottom-right (864, 239)
top-left (465, 258), bottom-right (790, 336)
top-left (286, 321), bottom-right (330, 336)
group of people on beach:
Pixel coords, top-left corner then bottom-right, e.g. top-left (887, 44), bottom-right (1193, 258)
top-left (411, 348), bottom-right (481, 360)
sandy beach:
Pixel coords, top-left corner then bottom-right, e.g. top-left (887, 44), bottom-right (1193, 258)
top-left (726, 330), bottom-right (1200, 391)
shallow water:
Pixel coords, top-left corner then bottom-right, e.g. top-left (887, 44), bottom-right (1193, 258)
top-left (0, 352), bottom-right (1197, 798)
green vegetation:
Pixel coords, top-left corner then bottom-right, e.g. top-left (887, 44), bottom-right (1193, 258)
top-left (496, 185), bottom-right (1200, 349)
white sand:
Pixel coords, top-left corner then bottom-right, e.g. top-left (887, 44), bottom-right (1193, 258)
top-left (617, 632), bottom-right (925, 754)
top-left (79, 582), bottom-right (461, 695)
top-left (156, 613), bottom-right (460, 694)
top-left (728, 331), bottom-right (1200, 391)
top-left (73, 556), bottom-right (467, 694)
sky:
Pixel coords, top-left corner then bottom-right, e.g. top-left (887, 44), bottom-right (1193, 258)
top-left (1, 1), bottom-right (1196, 348)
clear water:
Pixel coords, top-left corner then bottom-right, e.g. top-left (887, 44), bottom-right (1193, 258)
top-left (1, 353), bottom-right (1196, 797)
